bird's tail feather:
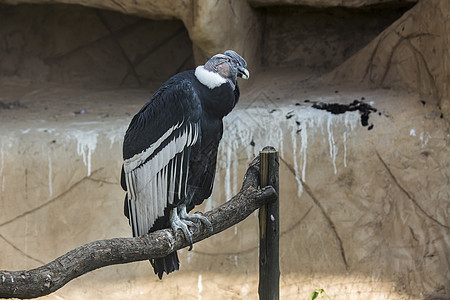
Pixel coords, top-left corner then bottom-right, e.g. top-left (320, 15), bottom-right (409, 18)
top-left (150, 251), bottom-right (179, 279)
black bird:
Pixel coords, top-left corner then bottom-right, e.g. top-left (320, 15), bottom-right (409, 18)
top-left (121, 50), bottom-right (249, 279)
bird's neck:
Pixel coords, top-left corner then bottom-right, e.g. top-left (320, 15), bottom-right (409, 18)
top-left (194, 66), bottom-right (227, 89)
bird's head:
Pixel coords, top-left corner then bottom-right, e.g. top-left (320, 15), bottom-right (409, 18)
top-left (197, 50), bottom-right (249, 89)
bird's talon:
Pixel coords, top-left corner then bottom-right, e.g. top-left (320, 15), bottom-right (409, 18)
top-left (184, 220), bottom-right (196, 229)
top-left (170, 208), bottom-right (195, 250)
top-left (179, 204), bottom-right (213, 234)
top-left (190, 223), bottom-right (198, 231)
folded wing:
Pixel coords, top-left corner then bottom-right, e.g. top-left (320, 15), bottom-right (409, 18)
top-left (122, 79), bottom-right (201, 237)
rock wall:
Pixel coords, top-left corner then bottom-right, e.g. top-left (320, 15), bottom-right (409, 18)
top-left (322, 0), bottom-right (450, 116)
top-left (0, 0), bottom-right (449, 299)
top-left (0, 0), bottom-right (261, 70)
top-left (0, 3), bottom-right (195, 88)
top-left (258, 4), bottom-right (412, 73)
top-left (1, 87), bottom-right (448, 300)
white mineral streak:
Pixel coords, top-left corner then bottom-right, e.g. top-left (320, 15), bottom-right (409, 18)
top-left (241, 283), bottom-right (250, 299)
top-left (343, 114), bottom-right (350, 167)
top-left (220, 105), bottom-right (361, 197)
top-left (291, 128), bottom-right (303, 196)
top-left (299, 120), bottom-right (308, 181)
top-left (204, 196), bottom-right (213, 212)
top-left (327, 115), bottom-right (338, 174)
top-left (67, 129), bottom-right (99, 176)
top-left (187, 250), bottom-right (192, 264)
top-left (419, 131), bottom-right (431, 147)
top-left (409, 128), bottom-right (432, 148)
top-left (105, 124), bottom-right (128, 148)
top-left (197, 274), bottom-right (203, 300)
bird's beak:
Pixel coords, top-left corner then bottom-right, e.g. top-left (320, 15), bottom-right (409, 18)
top-left (238, 66), bottom-right (250, 80)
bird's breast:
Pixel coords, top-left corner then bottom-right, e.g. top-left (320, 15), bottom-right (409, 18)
top-left (199, 83), bottom-right (236, 118)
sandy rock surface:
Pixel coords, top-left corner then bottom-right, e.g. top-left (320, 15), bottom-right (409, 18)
top-left (0, 1), bottom-right (448, 299)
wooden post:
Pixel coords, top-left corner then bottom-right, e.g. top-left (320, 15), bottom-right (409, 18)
top-left (258, 147), bottom-right (280, 300)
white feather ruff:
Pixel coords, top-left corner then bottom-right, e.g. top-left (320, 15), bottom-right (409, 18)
top-left (124, 122), bottom-right (200, 236)
top-left (194, 66), bottom-right (226, 89)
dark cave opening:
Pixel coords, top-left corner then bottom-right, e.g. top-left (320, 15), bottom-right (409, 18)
top-left (257, 2), bottom-right (416, 74)
top-left (0, 3), bottom-right (195, 90)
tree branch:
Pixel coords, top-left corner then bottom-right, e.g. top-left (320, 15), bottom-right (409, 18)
top-left (0, 156), bottom-right (277, 299)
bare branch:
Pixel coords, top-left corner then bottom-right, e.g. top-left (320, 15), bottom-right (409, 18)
top-left (0, 157), bottom-right (277, 299)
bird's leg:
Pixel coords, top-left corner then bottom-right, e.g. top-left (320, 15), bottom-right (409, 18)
top-left (179, 204), bottom-right (213, 234)
top-left (170, 207), bottom-right (195, 250)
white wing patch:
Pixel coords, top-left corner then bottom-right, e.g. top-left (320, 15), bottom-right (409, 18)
top-left (124, 122), bottom-right (200, 236)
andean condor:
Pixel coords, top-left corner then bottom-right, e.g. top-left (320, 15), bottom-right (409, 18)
top-left (121, 50), bottom-right (249, 279)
